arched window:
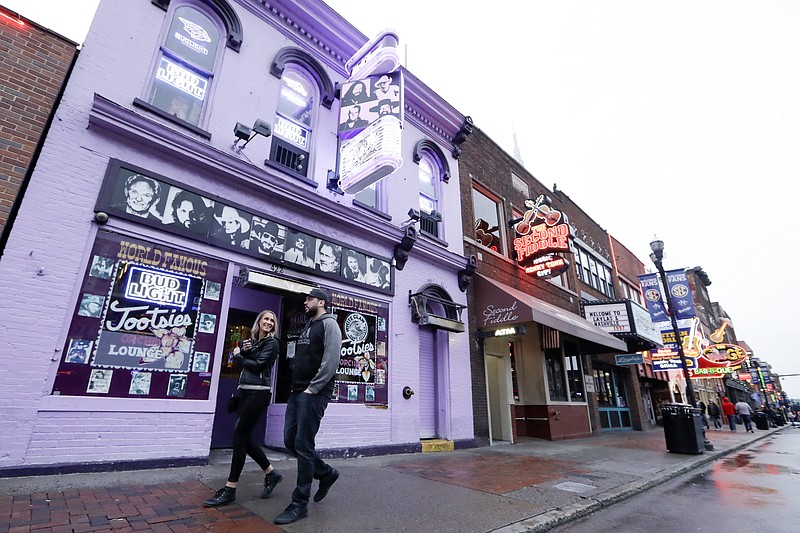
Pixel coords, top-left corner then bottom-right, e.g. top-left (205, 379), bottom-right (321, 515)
top-left (146, 4), bottom-right (225, 127)
top-left (413, 140), bottom-right (450, 238)
top-left (270, 68), bottom-right (315, 177)
top-left (267, 48), bottom-right (334, 180)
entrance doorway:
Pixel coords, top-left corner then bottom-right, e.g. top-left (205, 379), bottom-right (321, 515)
top-left (210, 283), bottom-right (291, 448)
top-left (210, 308), bottom-right (259, 448)
top-left (484, 336), bottom-right (513, 444)
top-left (418, 327), bottom-right (438, 438)
top-left (594, 365), bottom-right (633, 431)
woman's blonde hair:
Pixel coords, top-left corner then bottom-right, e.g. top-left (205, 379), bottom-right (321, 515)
top-left (251, 309), bottom-right (277, 341)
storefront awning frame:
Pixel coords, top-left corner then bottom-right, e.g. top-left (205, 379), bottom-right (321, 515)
top-left (474, 274), bottom-right (627, 352)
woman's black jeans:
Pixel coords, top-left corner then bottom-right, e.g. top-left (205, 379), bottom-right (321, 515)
top-left (228, 388), bottom-right (271, 483)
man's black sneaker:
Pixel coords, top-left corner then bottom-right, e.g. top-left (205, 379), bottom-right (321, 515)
top-left (274, 502), bottom-right (308, 524)
top-left (203, 486), bottom-right (236, 507)
top-left (261, 469), bottom-right (283, 498)
top-left (313, 468), bottom-right (339, 502)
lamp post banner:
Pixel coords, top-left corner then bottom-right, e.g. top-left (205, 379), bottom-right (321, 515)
top-left (664, 269), bottom-right (697, 320)
top-left (637, 273), bottom-right (666, 322)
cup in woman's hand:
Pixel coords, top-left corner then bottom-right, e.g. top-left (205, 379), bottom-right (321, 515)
top-left (243, 339), bottom-right (252, 350)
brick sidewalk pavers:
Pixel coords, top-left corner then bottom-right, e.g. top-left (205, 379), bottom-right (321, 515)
top-left (0, 481), bottom-right (278, 533)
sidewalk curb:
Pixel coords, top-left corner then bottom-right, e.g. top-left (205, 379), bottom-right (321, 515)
top-left (489, 427), bottom-right (787, 533)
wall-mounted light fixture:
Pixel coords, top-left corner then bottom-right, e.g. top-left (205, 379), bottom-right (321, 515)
top-left (393, 225), bottom-right (417, 270)
top-left (405, 208), bottom-right (421, 224)
top-left (232, 119), bottom-right (271, 153)
top-left (457, 254), bottom-right (477, 292)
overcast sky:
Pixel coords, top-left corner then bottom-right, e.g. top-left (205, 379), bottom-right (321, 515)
top-left (4, 0), bottom-right (799, 397)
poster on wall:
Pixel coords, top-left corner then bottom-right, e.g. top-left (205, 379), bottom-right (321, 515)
top-left (330, 290), bottom-right (389, 406)
top-left (95, 159), bottom-right (393, 294)
top-left (51, 230), bottom-right (228, 400)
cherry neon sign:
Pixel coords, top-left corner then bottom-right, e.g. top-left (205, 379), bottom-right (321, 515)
top-left (512, 195), bottom-right (571, 279)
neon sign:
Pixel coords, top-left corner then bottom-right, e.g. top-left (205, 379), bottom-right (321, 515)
top-left (124, 266), bottom-right (192, 310)
top-left (155, 57), bottom-right (207, 100)
top-left (0, 11), bottom-right (24, 26)
top-left (512, 195), bottom-right (572, 272)
top-left (523, 253), bottom-right (570, 279)
top-left (273, 115), bottom-right (310, 149)
top-left (514, 223), bottom-right (570, 262)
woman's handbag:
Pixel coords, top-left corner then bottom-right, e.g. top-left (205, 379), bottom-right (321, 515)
top-left (226, 392), bottom-right (240, 413)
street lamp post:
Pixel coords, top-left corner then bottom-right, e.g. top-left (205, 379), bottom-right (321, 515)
top-left (649, 238), bottom-right (713, 451)
top-left (649, 238), bottom-right (697, 407)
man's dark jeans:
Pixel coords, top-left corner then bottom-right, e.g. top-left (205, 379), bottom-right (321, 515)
top-left (284, 391), bottom-right (334, 505)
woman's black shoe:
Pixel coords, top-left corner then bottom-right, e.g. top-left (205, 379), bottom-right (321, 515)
top-left (203, 486), bottom-right (236, 507)
top-left (261, 470), bottom-right (283, 498)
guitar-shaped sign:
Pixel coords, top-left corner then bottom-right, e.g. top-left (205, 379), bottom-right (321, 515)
top-left (475, 218), bottom-right (499, 251)
top-left (709, 321), bottom-right (729, 343)
top-left (515, 195), bottom-right (562, 236)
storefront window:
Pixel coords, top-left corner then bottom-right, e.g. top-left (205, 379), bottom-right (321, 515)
top-left (545, 348), bottom-right (567, 401)
top-left (564, 342), bottom-right (585, 401)
top-left (52, 231), bottom-right (228, 400)
top-left (594, 367), bottom-right (627, 407)
top-left (510, 340), bottom-right (520, 402)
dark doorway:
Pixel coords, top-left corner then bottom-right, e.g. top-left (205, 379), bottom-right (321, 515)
top-left (210, 308), bottom-right (259, 448)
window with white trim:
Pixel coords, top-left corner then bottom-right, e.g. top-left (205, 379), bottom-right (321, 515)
top-left (472, 186), bottom-right (504, 254)
top-left (418, 153), bottom-right (441, 237)
top-left (574, 244), bottom-right (615, 298)
top-left (271, 69), bottom-right (315, 177)
top-left (147, 4), bottom-right (222, 126)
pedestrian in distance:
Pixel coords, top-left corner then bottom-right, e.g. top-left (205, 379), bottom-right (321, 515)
top-left (708, 400), bottom-right (722, 430)
top-left (721, 397), bottom-right (737, 431)
top-left (698, 400), bottom-right (710, 430)
top-left (735, 399), bottom-right (755, 433)
top-left (274, 288), bottom-right (342, 525)
top-left (204, 310), bottom-right (283, 508)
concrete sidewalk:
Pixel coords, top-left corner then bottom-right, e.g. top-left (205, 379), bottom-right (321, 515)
top-left (0, 425), bottom-right (790, 533)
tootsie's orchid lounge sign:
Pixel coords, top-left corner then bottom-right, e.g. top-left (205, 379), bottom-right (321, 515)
top-left (512, 195), bottom-right (571, 279)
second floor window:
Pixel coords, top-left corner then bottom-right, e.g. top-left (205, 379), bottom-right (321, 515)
top-left (418, 154), bottom-right (440, 237)
top-left (354, 182), bottom-right (378, 209)
top-left (574, 244), bottom-right (615, 298)
top-left (271, 69), bottom-right (314, 177)
top-left (148, 5), bottom-right (222, 126)
top-left (472, 186), bottom-right (503, 254)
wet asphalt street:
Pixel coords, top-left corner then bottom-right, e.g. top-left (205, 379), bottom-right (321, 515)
top-left (554, 427), bottom-right (800, 532)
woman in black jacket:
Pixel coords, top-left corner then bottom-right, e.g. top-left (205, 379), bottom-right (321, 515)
top-left (204, 309), bottom-right (283, 507)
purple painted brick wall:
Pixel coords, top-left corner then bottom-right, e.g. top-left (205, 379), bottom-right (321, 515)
top-left (0, 0), bottom-right (473, 468)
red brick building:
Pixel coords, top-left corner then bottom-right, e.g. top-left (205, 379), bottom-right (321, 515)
top-left (459, 128), bottom-right (631, 444)
top-left (0, 6), bottom-right (77, 248)
top-left (459, 128), bottom-right (664, 443)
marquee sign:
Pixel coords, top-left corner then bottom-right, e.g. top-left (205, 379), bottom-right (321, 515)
top-left (345, 30), bottom-right (400, 81)
top-left (512, 195), bottom-right (571, 276)
top-left (338, 115), bottom-right (402, 193)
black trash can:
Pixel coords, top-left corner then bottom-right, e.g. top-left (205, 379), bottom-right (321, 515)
top-left (773, 413), bottom-right (785, 426)
top-left (754, 412), bottom-right (769, 430)
top-left (662, 403), bottom-right (704, 455)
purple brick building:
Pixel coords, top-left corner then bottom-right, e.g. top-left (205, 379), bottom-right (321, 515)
top-left (0, 0), bottom-right (474, 472)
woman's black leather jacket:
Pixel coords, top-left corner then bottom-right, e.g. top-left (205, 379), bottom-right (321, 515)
top-left (237, 336), bottom-right (279, 388)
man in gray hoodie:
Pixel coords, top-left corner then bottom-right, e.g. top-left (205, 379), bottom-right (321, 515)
top-left (735, 400), bottom-right (754, 433)
top-left (275, 288), bottom-right (342, 525)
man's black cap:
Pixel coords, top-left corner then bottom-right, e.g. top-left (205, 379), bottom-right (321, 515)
top-left (308, 288), bottom-right (329, 303)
